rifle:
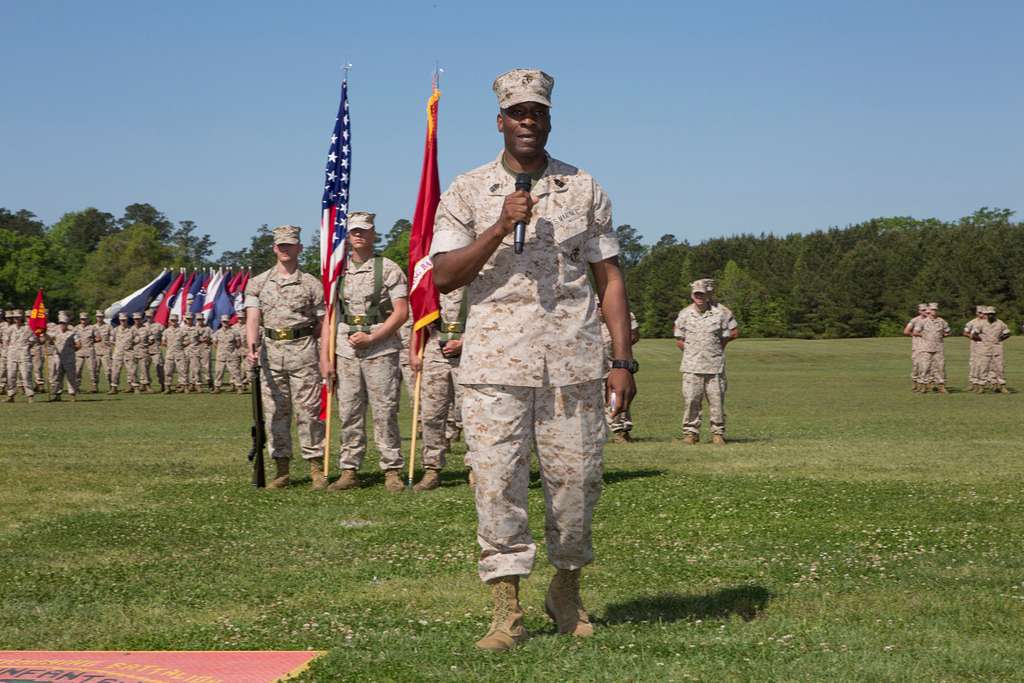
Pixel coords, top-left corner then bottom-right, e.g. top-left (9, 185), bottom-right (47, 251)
top-left (248, 343), bottom-right (267, 488)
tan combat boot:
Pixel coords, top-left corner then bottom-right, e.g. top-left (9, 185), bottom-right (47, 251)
top-left (998, 386), bottom-right (1010, 394)
top-left (327, 469), bottom-right (359, 491)
top-left (161, 386), bottom-right (171, 394)
top-left (144, 385), bottom-right (154, 394)
top-left (50, 394), bottom-right (61, 402)
top-left (235, 385), bottom-right (243, 394)
top-left (545, 568), bottom-right (593, 637)
top-left (937, 384), bottom-right (948, 394)
top-left (712, 434), bottom-right (727, 445)
top-left (309, 458), bottom-right (327, 491)
top-left (26, 395), bottom-right (34, 404)
top-left (476, 576), bottom-right (528, 651)
top-left (4, 395), bottom-right (13, 403)
top-left (384, 469), bottom-right (405, 493)
top-left (211, 386), bottom-right (220, 394)
top-left (413, 469), bottom-right (441, 492)
top-left (70, 394), bottom-right (77, 402)
top-left (683, 433), bottom-right (698, 445)
top-left (107, 387), bottom-right (118, 395)
top-left (266, 458), bottom-right (291, 489)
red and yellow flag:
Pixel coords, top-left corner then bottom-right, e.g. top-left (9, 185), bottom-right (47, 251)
top-left (407, 76), bottom-right (442, 355)
top-left (28, 289), bottom-right (47, 335)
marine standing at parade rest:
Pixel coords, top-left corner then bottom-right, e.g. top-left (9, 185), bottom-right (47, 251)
top-left (0, 309), bottom-right (8, 390)
top-left (162, 313), bottom-right (189, 393)
top-left (4, 310), bottom-right (42, 402)
top-left (189, 314), bottom-right (213, 392)
top-left (245, 225), bottom-right (327, 489)
top-left (600, 305), bottom-right (640, 443)
top-left (145, 308), bottom-right (166, 392)
top-left (47, 311), bottom-right (80, 401)
top-left (673, 278), bottom-right (739, 445)
top-left (408, 287), bottom-right (468, 491)
top-left (963, 305), bottom-right (987, 393)
top-left (74, 312), bottom-right (99, 393)
top-left (132, 311), bottom-right (154, 393)
top-left (971, 306), bottom-right (1011, 393)
top-left (903, 303), bottom-right (928, 392)
top-left (179, 313), bottom-right (197, 391)
top-left (109, 312), bottom-right (137, 394)
top-left (212, 314), bottom-right (244, 394)
top-left (93, 311), bottom-right (113, 390)
top-left (319, 212), bottom-right (409, 493)
top-left (431, 69), bottom-right (637, 651)
top-left (236, 311), bottom-right (250, 391)
top-left (911, 302), bottom-right (951, 393)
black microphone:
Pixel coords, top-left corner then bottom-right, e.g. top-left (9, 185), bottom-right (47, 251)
top-left (513, 173), bottom-right (531, 254)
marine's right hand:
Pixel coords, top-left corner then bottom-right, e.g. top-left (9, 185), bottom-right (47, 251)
top-left (496, 191), bottom-right (535, 236)
top-left (320, 357), bottom-right (336, 387)
top-left (247, 350), bottom-right (259, 366)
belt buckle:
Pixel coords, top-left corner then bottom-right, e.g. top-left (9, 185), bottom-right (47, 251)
top-left (444, 322), bottom-right (461, 333)
top-left (351, 315), bottom-right (366, 326)
top-left (275, 328), bottom-right (292, 341)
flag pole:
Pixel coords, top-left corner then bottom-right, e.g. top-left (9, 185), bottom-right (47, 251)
top-left (406, 333), bottom-right (426, 488)
top-left (322, 276), bottom-right (341, 478)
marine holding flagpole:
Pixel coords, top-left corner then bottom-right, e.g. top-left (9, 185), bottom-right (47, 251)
top-left (430, 69), bottom-right (637, 651)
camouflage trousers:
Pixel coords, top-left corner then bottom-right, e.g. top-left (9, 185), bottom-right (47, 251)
top-left (150, 350), bottom-right (165, 387)
top-left (463, 380), bottom-right (606, 583)
top-left (335, 352), bottom-right (403, 471)
top-left (914, 351), bottom-right (945, 384)
top-left (977, 352), bottom-right (1006, 385)
top-left (188, 350), bottom-right (211, 386)
top-left (110, 353), bottom-right (137, 389)
top-left (214, 356), bottom-right (243, 387)
top-left (682, 372), bottom-right (726, 436)
top-left (417, 345), bottom-right (462, 470)
top-left (76, 351), bottom-right (99, 391)
top-left (967, 349), bottom-right (982, 385)
top-left (51, 354), bottom-right (79, 395)
top-left (6, 355), bottom-right (34, 396)
top-left (96, 348), bottom-right (112, 388)
top-left (400, 355), bottom-right (415, 403)
top-left (0, 350), bottom-right (6, 387)
top-left (165, 353), bottom-right (189, 388)
top-left (261, 337), bottom-right (324, 461)
top-left (910, 350), bottom-right (924, 382)
top-left (134, 352), bottom-right (152, 386)
top-left (31, 346), bottom-right (44, 385)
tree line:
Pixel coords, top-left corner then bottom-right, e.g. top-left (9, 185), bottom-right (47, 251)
top-left (2, 204), bottom-right (1020, 337)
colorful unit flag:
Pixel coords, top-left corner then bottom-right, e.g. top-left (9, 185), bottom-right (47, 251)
top-left (104, 269), bottom-right (172, 324)
top-left (28, 289), bottom-right (47, 335)
top-left (320, 79), bottom-right (352, 312)
top-left (153, 269), bottom-right (186, 326)
top-left (407, 76), bottom-right (442, 355)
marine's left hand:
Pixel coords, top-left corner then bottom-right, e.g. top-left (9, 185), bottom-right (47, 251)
top-left (348, 332), bottom-right (372, 349)
top-left (606, 368), bottom-right (636, 416)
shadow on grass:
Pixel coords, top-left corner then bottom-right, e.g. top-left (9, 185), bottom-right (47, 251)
top-left (601, 585), bottom-right (772, 625)
top-left (522, 468), bottom-right (665, 489)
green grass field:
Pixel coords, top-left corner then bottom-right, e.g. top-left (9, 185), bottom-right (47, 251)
top-left (3, 337), bottom-right (1023, 681)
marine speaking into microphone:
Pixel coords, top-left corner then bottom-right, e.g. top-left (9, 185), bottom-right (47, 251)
top-left (513, 173), bottom-right (531, 254)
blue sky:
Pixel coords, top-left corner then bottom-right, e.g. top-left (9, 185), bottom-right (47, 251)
top-left (2, 1), bottom-right (1021, 256)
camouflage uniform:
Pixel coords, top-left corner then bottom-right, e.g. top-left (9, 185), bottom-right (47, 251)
top-left (162, 317), bottom-right (190, 390)
top-left (212, 320), bottom-right (243, 390)
top-left (110, 315), bottom-right (138, 391)
top-left (235, 314), bottom-right (250, 390)
top-left (244, 264), bottom-right (325, 462)
top-left (673, 298), bottom-right (738, 437)
top-left (189, 320), bottom-right (213, 388)
top-left (5, 315), bottom-right (41, 398)
top-left (963, 308), bottom-right (986, 387)
top-left (0, 312), bottom-right (8, 388)
top-left (74, 315), bottom-right (99, 391)
top-left (904, 305), bottom-right (927, 386)
top-left (431, 150), bottom-right (619, 582)
top-left (975, 310), bottom-right (1011, 387)
top-left (178, 317), bottom-right (196, 385)
top-left (418, 288), bottom-right (467, 470)
top-left (93, 314), bottom-right (113, 389)
top-left (911, 314), bottom-right (951, 386)
top-left (147, 319), bottom-right (166, 389)
top-left (131, 314), bottom-right (153, 389)
top-left (48, 318), bottom-right (80, 397)
top-left (602, 311), bottom-right (639, 437)
top-left (31, 333), bottom-right (46, 389)
top-left (333, 254), bottom-right (408, 472)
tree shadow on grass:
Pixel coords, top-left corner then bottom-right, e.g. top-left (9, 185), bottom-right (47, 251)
top-left (601, 585), bottom-right (772, 625)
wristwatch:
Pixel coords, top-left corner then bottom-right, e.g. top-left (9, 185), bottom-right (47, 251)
top-left (610, 359), bottom-right (639, 374)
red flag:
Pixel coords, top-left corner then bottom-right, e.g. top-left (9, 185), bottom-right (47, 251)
top-left (153, 270), bottom-right (185, 326)
top-left (408, 76), bottom-right (442, 355)
top-left (28, 289), bottom-right (47, 336)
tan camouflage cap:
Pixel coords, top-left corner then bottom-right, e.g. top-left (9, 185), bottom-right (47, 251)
top-left (928, 302), bottom-right (939, 310)
top-left (272, 224), bottom-right (301, 245)
top-left (975, 305), bottom-right (985, 314)
top-left (219, 314), bottom-right (230, 321)
top-left (57, 311), bottom-right (71, 323)
top-left (79, 312), bottom-right (88, 319)
top-left (168, 313), bottom-right (179, 321)
top-left (918, 303), bottom-right (928, 312)
top-left (493, 69), bottom-right (554, 109)
top-left (118, 312), bottom-right (129, 320)
top-left (986, 306), bottom-right (996, 314)
top-left (691, 278), bottom-right (715, 294)
top-left (347, 211), bottom-right (376, 231)
top-left (95, 309), bottom-right (105, 317)
top-left (9, 309), bottom-right (23, 317)
top-left (184, 312), bottom-right (194, 321)
top-left (132, 312), bottom-right (143, 320)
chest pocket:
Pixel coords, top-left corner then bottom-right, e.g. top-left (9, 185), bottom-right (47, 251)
top-left (553, 217), bottom-right (589, 267)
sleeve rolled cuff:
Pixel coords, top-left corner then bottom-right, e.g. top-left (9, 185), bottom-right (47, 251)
top-left (586, 233), bottom-right (621, 263)
top-left (429, 231), bottom-right (474, 258)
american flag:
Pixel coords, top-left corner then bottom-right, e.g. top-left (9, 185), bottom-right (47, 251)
top-left (320, 79), bottom-right (351, 310)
